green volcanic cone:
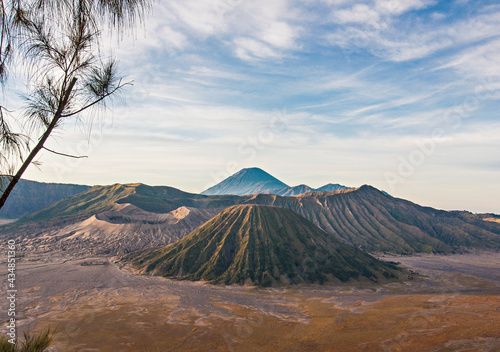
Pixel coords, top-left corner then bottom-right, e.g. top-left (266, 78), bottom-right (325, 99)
top-left (125, 205), bottom-right (400, 286)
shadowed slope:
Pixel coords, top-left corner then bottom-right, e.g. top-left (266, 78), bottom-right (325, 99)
top-left (0, 177), bottom-right (90, 219)
top-left (125, 205), bottom-right (400, 286)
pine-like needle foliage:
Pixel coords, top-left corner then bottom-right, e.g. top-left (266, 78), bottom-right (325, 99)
top-left (0, 327), bottom-right (53, 352)
top-left (0, 0), bottom-right (150, 208)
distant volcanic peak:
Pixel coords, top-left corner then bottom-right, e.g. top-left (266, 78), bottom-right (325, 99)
top-left (201, 167), bottom-right (289, 196)
top-left (226, 167), bottom-right (285, 185)
top-left (288, 184), bottom-right (314, 191)
top-left (200, 167), bottom-right (355, 197)
top-left (126, 204), bottom-right (400, 286)
top-left (299, 186), bottom-right (361, 198)
top-left (315, 183), bottom-right (352, 192)
top-left (234, 167), bottom-right (275, 178)
top-left (270, 184), bottom-right (315, 196)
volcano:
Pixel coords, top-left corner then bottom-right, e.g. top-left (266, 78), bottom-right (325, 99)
top-left (125, 205), bottom-right (400, 286)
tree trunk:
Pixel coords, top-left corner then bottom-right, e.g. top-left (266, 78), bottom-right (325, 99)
top-left (0, 77), bottom-right (77, 210)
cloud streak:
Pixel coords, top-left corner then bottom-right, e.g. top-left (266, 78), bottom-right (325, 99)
top-left (17, 0), bottom-right (500, 213)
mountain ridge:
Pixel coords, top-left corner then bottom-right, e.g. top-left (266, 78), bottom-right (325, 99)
top-left (0, 177), bottom-right (90, 219)
top-left (1, 169), bottom-right (350, 219)
top-left (4, 182), bottom-right (500, 256)
top-left (201, 167), bottom-right (351, 196)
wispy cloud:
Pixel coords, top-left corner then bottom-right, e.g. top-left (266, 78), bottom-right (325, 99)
top-left (327, 3), bottom-right (500, 62)
top-left (437, 38), bottom-right (500, 81)
top-left (19, 0), bottom-right (500, 213)
top-left (332, 0), bottom-right (432, 28)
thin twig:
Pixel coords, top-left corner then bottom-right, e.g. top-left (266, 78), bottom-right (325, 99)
top-left (42, 146), bottom-right (87, 158)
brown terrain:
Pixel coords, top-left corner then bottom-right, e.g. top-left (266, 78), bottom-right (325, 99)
top-left (0, 251), bottom-right (499, 351)
top-left (11, 204), bottom-right (221, 256)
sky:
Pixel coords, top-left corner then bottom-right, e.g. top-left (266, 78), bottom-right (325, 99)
top-left (13, 0), bottom-right (500, 213)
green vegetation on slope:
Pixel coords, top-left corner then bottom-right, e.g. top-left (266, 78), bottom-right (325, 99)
top-left (15, 183), bottom-right (137, 224)
top-left (14, 183), bottom-right (206, 224)
top-left (117, 184), bottom-right (205, 213)
top-left (125, 205), bottom-right (400, 286)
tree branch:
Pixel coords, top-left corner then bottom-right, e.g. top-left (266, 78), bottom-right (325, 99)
top-left (60, 80), bottom-right (131, 118)
top-left (42, 146), bottom-right (87, 159)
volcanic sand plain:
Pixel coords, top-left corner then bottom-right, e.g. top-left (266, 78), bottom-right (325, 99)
top-left (1, 251), bottom-right (499, 352)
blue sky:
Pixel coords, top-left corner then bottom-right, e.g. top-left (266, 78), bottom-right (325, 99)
top-left (20, 0), bottom-right (500, 212)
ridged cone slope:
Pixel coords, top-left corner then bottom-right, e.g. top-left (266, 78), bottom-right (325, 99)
top-left (126, 205), bottom-right (400, 286)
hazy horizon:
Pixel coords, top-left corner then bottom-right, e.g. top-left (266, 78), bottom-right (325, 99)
top-left (19, 164), bottom-right (500, 214)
